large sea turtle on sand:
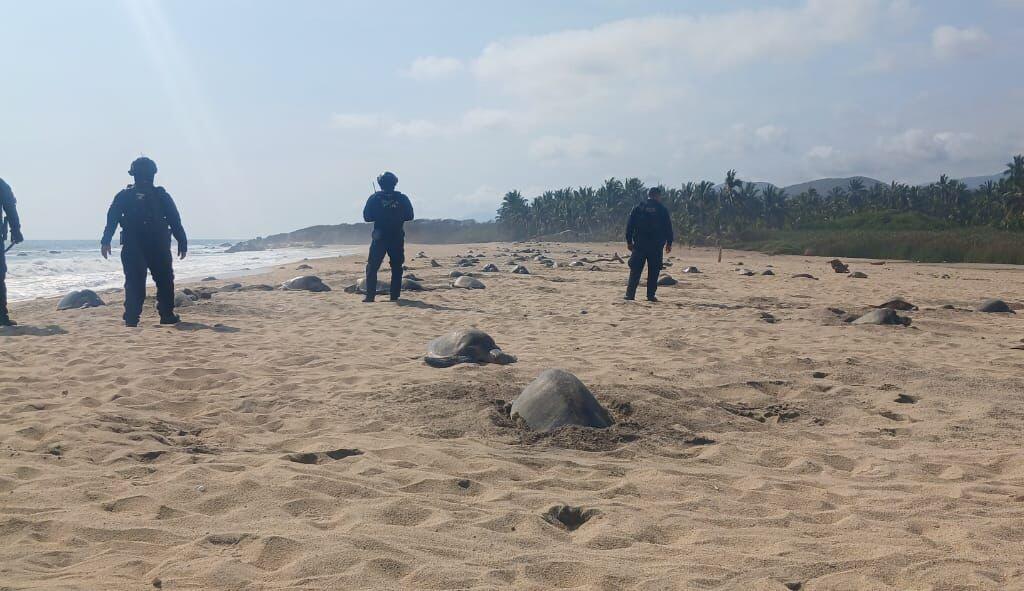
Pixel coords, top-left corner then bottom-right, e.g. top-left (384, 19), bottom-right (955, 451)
top-left (424, 329), bottom-right (517, 368)
top-left (282, 276), bottom-right (331, 292)
top-left (875, 298), bottom-right (917, 311)
top-left (510, 369), bottom-right (613, 432)
top-left (452, 276), bottom-right (485, 289)
top-left (56, 290), bottom-right (105, 311)
top-left (513, 265), bottom-right (530, 275)
top-left (977, 299), bottom-right (1014, 313)
top-left (657, 275), bottom-right (677, 286)
top-left (851, 308), bottom-right (911, 326)
top-left (344, 277), bottom-right (424, 294)
top-left (482, 263), bottom-right (500, 272)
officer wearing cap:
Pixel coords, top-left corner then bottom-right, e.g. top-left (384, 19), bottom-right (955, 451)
top-left (100, 157), bottom-right (188, 326)
top-left (361, 172), bottom-right (414, 302)
top-left (624, 187), bottom-right (674, 302)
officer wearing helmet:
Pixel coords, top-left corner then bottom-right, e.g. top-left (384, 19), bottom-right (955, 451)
top-left (362, 171), bottom-right (414, 302)
top-left (100, 157), bottom-right (188, 326)
top-left (0, 176), bottom-right (25, 326)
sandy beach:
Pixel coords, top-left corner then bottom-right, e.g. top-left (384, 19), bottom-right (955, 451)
top-left (1, 242), bottom-right (1023, 590)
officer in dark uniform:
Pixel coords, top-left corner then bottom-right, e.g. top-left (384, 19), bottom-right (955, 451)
top-left (362, 171), bottom-right (414, 302)
top-left (0, 177), bottom-right (25, 326)
top-left (100, 157), bottom-right (187, 327)
top-left (624, 187), bottom-right (673, 302)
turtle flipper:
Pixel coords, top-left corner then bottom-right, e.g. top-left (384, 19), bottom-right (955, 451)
top-left (488, 349), bottom-right (518, 365)
top-left (425, 355), bottom-right (472, 368)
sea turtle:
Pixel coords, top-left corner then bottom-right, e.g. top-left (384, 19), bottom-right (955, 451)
top-left (452, 276), bottom-right (485, 289)
top-left (977, 299), bottom-right (1014, 313)
top-left (875, 298), bottom-right (917, 311)
top-left (343, 277), bottom-right (423, 294)
top-left (682, 266), bottom-right (701, 274)
top-left (851, 308), bottom-right (911, 326)
top-left (761, 269), bottom-right (775, 276)
top-left (510, 369), bottom-right (613, 432)
top-left (569, 261), bottom-right (585, 267)
top-left (829, 259), bottom-right (849, 273)
top-left (792, 273), bottom-right (818, 280)
top-left (482, 263), bottom-right (500, 272)
top-left (590, 265), bottom-right (601, 271)
top-left (657, 275), bottom-right (677, 286)
top-left (430, 259), bottom-right (441, 268)
top-left (56, 290), bottom-right (105, 311)
top-left (423, 329), bottom-right (517, 368)
top-left (296, 264), bottom-right (313, 270)
top-left (218, 283), bottom-right (243, 292)
top-left (448, 270), bottom-right (467, 279)
top-left (282, 276), bottom-right (331, 292)
top-left (172, 290), bottom-right (197, 308)
top-left (849, 271), bottom-right (868, 279)
top-left (737, 269), bottom-right (754, 276)
top-left (512, 265), bottom-right (530, 275)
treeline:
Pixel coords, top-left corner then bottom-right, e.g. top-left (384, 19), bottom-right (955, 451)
top-left (495, 155), bottom-right (1024, 246)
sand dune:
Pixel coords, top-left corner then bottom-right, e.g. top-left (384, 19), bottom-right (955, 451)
top-left (1, 243), bottom-right (1023, 590)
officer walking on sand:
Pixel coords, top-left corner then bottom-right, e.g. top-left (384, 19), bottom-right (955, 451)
top-left (101, 157), bottom-right (187, 327)
top-left (624, 187), bottom-right (673, 302)
top-left (362, 171), bottom-right (414, 302)
top-left (0, 177), bottom-right (25, 326)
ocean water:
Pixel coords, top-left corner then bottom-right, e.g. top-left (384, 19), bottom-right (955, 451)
top-left (3, 240), bottom-right (362, 302)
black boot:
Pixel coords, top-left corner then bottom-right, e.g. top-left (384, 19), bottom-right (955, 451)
top-left (159, 314), bottom-right (181, 325)
top-left (0, 315), bottom-right (16, 327)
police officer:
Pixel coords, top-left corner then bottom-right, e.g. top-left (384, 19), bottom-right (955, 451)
top-left (100, 157), bottom-right (187, 327)
top-left (0, 177), bottom-right (25, 326)
top-left (362, 171), bottom-right (414, 302)
top-left (624, 187), bottom-right (673, 302)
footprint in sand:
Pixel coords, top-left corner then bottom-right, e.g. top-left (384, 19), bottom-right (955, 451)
top-left (283, 448), bottom-right (362, 464)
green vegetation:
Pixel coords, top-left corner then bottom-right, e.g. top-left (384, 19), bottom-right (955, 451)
top-left (495, 155), bottom-right (1024, 264)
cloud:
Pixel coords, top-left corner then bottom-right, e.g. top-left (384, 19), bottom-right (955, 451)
top-left (459, 108), bottom-right (518, 132)
top-left (403, 56), bottom-right (463, 80)
top-left (804, 145), bottom-right (862, 176)
top-left (330, 108), bottom-right (519, 139)
top-left (702, 123), bottom-right (791, 157)
top-left (528, 134), bottom-right (624, 163)
top-left (880, 129), bottom-right (977, 162)
top-left (932, 25), bottom-right (991, 61)
top-left (471, 0), bottom-right (908, 113)
top-left (330, 113), bottom-right (382, 129)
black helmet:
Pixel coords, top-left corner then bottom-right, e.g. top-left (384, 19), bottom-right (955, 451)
top-left (129, 157), bottom-right (158, 177)
top-left (377, 171), bottom-right (398, 190)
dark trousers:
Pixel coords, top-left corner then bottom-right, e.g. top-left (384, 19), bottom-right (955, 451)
top-left (0, 246), bottom-right (7, 318)
top-left (121, 241), bottom-right (175, 323)
top-left (626, 244), bottom-right (664, 299)
top-left (365, 239), bottom-right (405, 300)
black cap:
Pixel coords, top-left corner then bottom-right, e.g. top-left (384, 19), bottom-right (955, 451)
top-left (129, 157), bottom-right (158, 177)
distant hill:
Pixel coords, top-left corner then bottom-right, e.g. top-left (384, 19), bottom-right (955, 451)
top-left (782, 176), bottom-right (884, 196)
top-left (226, 218), bottom-right (499, 252)
top-left (713, 181), bottom-right (777, 192)
top-left (956, 172), bottom-right (1008, 190)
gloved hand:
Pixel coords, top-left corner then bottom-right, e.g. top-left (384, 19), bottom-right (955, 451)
top-left (101, 243), bottom-right (112, 259)
top-left (177, 241), bottom-right (188, 259)
top-left (10, 228), bottom-right (24, 244)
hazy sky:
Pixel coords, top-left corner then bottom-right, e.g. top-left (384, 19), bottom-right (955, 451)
top-left (2, 0), bottom-right (1023, 239)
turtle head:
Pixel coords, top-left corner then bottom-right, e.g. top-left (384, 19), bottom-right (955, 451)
top-left (489, 348), bottom-right (517, 365)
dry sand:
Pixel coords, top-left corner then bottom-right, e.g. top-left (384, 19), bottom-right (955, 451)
top-left (1, 242), bottom-right (1023, 590)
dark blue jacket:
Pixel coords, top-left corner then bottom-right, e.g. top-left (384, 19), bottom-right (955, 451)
top-left (0, 178), bottom-right (20, 240)
top-left (363, 190), bottom-right (414, 241)
top-left (626, 198), bottom-right (673, 248)
top-left (101, 185), bottom-right (187, 247)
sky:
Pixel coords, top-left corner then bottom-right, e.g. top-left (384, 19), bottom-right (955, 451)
top-left (2, 0), bottom-right (1023, 239)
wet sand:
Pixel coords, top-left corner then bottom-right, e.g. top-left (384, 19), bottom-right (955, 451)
top-left (1, 243), bottom-right (1023, 590)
